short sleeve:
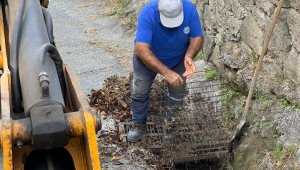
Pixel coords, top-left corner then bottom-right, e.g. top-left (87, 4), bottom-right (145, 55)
top-left (189, 5), bottom-right (202, 38)
top-left (136, 9), bottom-right (153, 44)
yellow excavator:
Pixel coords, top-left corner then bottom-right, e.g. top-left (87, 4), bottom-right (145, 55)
top-left (0, 0), bottom-right (101, 169)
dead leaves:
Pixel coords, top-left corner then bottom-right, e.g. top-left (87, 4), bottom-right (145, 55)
top-left (88, 75), bottom-right (132, 121)
top-left (110, 156), bottom-right (123, 165)
top-left (111, 156), bottom-right (120, 161)
top-left (88, 74), bottom-right (168, 122)
top-left (119, 100), bottom-right (127, 108)
top-left (85, 28), bottom-right (99, 34)
top-left (100, 111), bottom-right (107, 115)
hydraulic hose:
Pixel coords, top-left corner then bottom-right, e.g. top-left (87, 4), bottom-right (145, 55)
top-left (10, 0), bottom-right (26, 113)
top-left (38, 43), bottom-right (66, 98)
top-left (41, 7), bottom-right (54, 44)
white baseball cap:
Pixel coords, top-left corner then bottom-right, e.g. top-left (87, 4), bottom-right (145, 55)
top-left (159, 0), bottom-right (184, 28)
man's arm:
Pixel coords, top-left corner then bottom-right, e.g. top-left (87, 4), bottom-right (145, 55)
top-left (136, 42), bottom-right (183, 87)
top-left (183, 35), bottom-right (204, 78)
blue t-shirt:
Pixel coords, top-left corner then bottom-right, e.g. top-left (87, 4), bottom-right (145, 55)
top-left (136, 0), bottom-right (203, 68)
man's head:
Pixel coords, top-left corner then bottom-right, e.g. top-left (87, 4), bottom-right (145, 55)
top-left (159, 0), bottom-right (183, 28)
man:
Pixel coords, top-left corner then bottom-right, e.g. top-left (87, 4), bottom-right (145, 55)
top-left (128, 0), bottom-right (204, 142)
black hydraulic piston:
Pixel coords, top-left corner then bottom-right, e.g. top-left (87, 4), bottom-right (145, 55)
top-left (7, 0), bottom-right (66, 116)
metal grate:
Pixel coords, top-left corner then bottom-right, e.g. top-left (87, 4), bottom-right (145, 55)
top-left (119, 74), bottom-right (232, 163)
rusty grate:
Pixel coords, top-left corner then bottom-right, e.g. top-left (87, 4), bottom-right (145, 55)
top-left (119, 74), bottom-right (233, 163)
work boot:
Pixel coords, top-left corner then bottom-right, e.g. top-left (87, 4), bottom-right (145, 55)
top-left (162, 130), bottom-right (175, 143)
top-left (127, 119), bottom-right (147, 142)
top-left (162, 119), bottom-right (176, 143)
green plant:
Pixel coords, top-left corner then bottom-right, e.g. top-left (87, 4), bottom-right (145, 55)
top-left (252, 110), bottom-right (258, 115)
top-left (259, 102), bottom-right (269, 111)
top-left (237, 39), bottom-right (243, 48)
top-left (223, 113), bottom-right (234, 128)
top-left (205, 70), bottom-right (220, 80)
top-left (273, 146), bottom-right (283, 160)
top-left (194, 50), bottom-right (205, 60)
top-left (121, 0), bottom-right (132, 8)
top-left (280, 97), bottom-right (290, 108)
top-left (277, 75), bottom-right (285, 82)
top-left (255, 88), bottom-right (269, 100)
top-left (227, 90), bottom-right (236, 100)
top-left (226, 166), bottom-right (234, 170)
top-left (283, 145), bottom-right (298, 160)
top-left (224, 116), bottom-right (230, 126)
top-left (272, 124), bottom-right (280, 138)
top-left (279, 97), bottom-right (300, 110)
top-left (272, 145), bottom-right (298, 164)
top-left (292, 103), bottom-right (300, 110)
top-left (259, 122), bottom-right (267, 129)
top-left (286, 145), bottom-right (297, 153)
top-left (105, 0), bottom-right (133, 16)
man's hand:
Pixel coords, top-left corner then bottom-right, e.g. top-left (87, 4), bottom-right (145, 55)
top-left (183, 57), bottom-right (196, 78)
top-left (164, 70), bottom-right (183, 88)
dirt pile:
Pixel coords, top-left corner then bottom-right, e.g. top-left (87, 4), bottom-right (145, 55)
top-left (88, 74), bottom-right (132, 122)
top-left (88, 74), bottom-right (167, 122)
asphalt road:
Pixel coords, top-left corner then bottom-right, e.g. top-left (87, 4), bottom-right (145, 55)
top-left (48, 0), bottom-right (134, 96)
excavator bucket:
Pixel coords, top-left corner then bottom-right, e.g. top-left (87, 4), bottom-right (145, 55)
top-left (0, 1), bottom-right (101, 169)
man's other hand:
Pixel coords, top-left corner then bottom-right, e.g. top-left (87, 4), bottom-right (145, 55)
top-left (164, 70), bottom-right (184, 88)
top-left (183, 57), bottom-right (196, 78)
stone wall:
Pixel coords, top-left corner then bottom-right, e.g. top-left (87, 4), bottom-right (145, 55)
top-left (196, 0), bottom-right (300, 101)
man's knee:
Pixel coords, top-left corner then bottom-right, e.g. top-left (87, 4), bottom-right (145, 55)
top-left (131, 78), bottom-right (150, 99)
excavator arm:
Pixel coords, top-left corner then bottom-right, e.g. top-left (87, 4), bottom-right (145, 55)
top-left (0, 0), bottom-right (101, 169)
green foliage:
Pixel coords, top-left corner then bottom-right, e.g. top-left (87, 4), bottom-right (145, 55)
top-left (254, 89), bottom-right (276, 111)
top-left (280, 98), bottom-right (290, 108)
top-left (279, 97), bottom-right (300, 109)
top-left (194, 50), bottom-right (205, 61)
top-left (221, 111), bottom-right (235, 128)
top-left (281, 98), bottom-right (299, 109)
top-left (272, 124), bottom-right (280, 138)
top-left (224, 116), bottom-right (230, 127)
top-left (272, 145), bottom-right (297, 162)
top-left (255, 88), bottom-right (274, 111)
top-left (255, 88), bottom-right (269, 100)
top-left (286, 145), bottom-right (297, 153)
top-left (273, 146), bottom-right (283, 160)
top-left (227, 90), bottom-right (236, 100)
top-left (259, 102), bottom-right (269, 111)
top-left (218, 86), bottom-right (238, 128)
top-left (121, 0), bottom-right (132, 8)
top-left (227, 166), bottom-right (234, 170)
top-left (110, 0), bottom-right (132, 11)
top-left (259, 122), bottom-right (267, 129)
top-left (219, 86), bottom-right (227, 101)
top-left (205, 70), bottom-right (220, 80)
top-left (237, 39), bottom-right (243, 48)
top-left (252, 110), bottom-right (258, 115)
top-left (292, 103), bottom-right (300, 110)
top-left (247, 52), bottom-right (259, 68)
top-left (277, 75), bottom-right (285, 82)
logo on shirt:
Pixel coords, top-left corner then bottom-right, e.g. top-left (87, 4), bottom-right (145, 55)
top-left (183, 26), bottom-right (190, 34)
